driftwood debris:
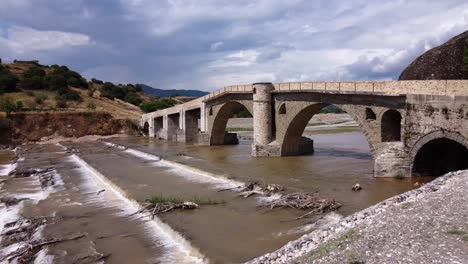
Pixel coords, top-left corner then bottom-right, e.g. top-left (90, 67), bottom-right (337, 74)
top-left (5, 233), bottom-right (86, 263)
top-left (267, 192), bottom-right (341, 220)
top-left (9, 167), bottom-right (55, 178)
top-left (0, 197), bottom-right (29, 207)
top-left (134, 201), bottom-right (199, 219)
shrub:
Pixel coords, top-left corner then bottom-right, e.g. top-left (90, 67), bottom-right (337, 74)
top-left (124, 92), bottom-right (143, 106)
top-left (56, 100), bottom-right (67, 109)
top-left (91, 78), bottom-right (103, 84)
top-left (135, 84), bottom-right (143, 92)
top-left (140, 98), bottom-right (177, 113)
top-left (16, 100), bottom-right (23, 111)
top-left (0, 96), bottom-right (17, 115)
top-left (87, 101), bottom-right (96, 110)
top-left (0, 65), bottom-right (19, 94)
top-left (34, 93), bottom-right (48, 104)
top-left (87, 87), bottom-right (96, 97)
top-left (47, 74), bottom-right (67, 91)
top-left (56, 87), bottom-right (82, 101)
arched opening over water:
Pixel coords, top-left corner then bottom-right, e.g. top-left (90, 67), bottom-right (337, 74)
top-left (154, 117), bottom-right (163, 138)
top-left (281, 104), bottom-right (372, 159)
top-left (381, 109), bottom-right (402, 142)
top-left (142, 122), bottom-right (149, 136)
top-left (365, 108), bottom-right (376, 120)
top-left (412, 138), bottom-right (468, 177)
top-left (210, 101), bottom-right (252, 145)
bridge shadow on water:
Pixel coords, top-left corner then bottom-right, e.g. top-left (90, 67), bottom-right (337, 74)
top-left (311, 148), bottom-right (372, 160)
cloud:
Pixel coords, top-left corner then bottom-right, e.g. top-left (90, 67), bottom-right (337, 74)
top-left (1, 0), bottom-right (468, 90)
top-left (0, 26), bottom-right (91, 54)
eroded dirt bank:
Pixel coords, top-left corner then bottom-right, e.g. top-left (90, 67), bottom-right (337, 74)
top-left (250, 169), bottom-right (468, 264)
top-left (0, 112), bottom-right (137, 145)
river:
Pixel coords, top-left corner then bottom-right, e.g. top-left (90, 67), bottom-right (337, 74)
top-left (0, 129), bottom-right (428, 263)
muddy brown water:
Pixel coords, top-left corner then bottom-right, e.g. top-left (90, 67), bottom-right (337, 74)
top-left (108, 132), bottom-right (428, 215)
top-left (0, 129), bottom-right (432, 263)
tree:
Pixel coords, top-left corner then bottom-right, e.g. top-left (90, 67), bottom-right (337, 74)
top-left (47, 74), bottom-right (67, 91)
top-left (140, 98), bottom-right (176, 113)
top-left (0, 65), bottom-right (19, 94)
top-left (0, 96), bottom-right (17, 116)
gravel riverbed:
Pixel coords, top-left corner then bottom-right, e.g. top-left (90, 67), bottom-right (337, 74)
top-left (248, 170), bottom-right (468, 264)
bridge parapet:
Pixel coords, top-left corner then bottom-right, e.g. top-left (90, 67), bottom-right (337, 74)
top-left (143, 80), bottom-right (468, 121)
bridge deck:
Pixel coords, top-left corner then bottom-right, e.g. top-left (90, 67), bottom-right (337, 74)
top-left (143, 80), bottom-right (468, 118)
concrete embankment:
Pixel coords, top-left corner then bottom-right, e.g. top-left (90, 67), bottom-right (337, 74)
top-left (249, 170), bottom-right (468, 264)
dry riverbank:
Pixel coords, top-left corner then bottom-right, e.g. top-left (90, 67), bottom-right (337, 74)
top-left (249, 170), bottom-right (468, 264)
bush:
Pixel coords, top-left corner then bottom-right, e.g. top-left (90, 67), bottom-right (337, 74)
top-left (91, 78), bottom-right (103, 84)
top-left (56, 87), bottom-right (82, 101)
top-left (34, 93), bottom-right (48, 104)
top-left (47, 74), bottom-right (67, 91)
top-left (56, 100), bottom-right (67, 109)
top-left (87, 101), bottom-right (96, 110)
top-left (16, 101), bottom-right (23, 111)
top-left (0, 65), bottom-right (19, 94)
top-left (135, 84), bottom-right (143, 92)
top-left (87, 87), bottom-right (96, 97)
top-left (124, 92), bottom-right (143, 106)
top-left (0, 96), bottom-right (17, 115)
top-left (140, 98), bottom-right (177, 113)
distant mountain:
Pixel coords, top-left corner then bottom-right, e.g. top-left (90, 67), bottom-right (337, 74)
top-left (140, 84), bottom-right (209, 98)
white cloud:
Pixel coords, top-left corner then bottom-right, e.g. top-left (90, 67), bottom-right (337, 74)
top-left (0, 26), bottom-right (91, 54)
top-left (210, 41), bottom-right (223, 51)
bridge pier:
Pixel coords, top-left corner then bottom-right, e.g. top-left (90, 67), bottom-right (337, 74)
top-left (251, 83), bottom-right (282, 156)
top-left (374, 142), bottom-right (410, 177)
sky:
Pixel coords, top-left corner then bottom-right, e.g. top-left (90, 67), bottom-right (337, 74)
top-left (0, 1), bottom-right (468, 91)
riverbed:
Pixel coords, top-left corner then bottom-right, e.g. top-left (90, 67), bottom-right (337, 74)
top-left (0, 129), bottom-right (428, 263)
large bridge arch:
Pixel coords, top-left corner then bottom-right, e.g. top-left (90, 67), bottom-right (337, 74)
top-left (410, 130), bottom-right (468, 176)
top-left (275, 101), bottom-right (379, 157)
top-left (207, 100), bottom-right (253, 145)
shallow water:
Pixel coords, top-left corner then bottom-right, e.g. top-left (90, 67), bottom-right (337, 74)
top-left (109, 132), bottom-right (426, 215)
top-left (0, 129), bottom-right (431, 263)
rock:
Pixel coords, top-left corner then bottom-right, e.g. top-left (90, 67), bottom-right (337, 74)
top-left (352, 183), bottom-right (362, 191)
top-left (399, 30), bottom-right (468, 80)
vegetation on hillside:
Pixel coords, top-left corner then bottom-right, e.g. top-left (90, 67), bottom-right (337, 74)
top-left (0, 62), bottom-right (19, 94)
top-left (140, 98), bottom-right (177, 113)
top-left (0, 59), bottom-right (186, 116)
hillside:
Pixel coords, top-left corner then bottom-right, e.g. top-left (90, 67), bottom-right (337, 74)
top-left (399, 30), bottom-right (468, 80)
top-left (141, 84), bottom-right (208, 98)
top-left (0, 61), bottom-right (201, 121)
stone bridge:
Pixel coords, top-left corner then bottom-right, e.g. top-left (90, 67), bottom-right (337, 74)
top-left (141, 80), bottom-right (468, 178)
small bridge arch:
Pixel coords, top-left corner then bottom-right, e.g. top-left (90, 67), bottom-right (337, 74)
top-left (410, 131), bottom-right (468, 176)
top-left (275, 101), bottom-right (378, 157)
top-left (208, 100), bottom-right (253, 145)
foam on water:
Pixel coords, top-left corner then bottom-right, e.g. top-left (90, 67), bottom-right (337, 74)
top-left (0, 162), bottom-right (17, 177)
top-left (0, 160), bottom-right (64, 260)
top-left (103, 141), bottom-right (243, 189)
top-left (69, 154), bottom-right (206, 264)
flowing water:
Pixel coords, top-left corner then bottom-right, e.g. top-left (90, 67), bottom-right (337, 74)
top-left (0, 129), bottom-right (429, 263)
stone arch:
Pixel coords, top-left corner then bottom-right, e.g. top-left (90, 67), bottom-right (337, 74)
top-left (209, 101), bottom-right (252, 145)
top-left (381, 109), bottom-right (402, 142)
top-left (410, 131), bottom-right (468, 176)
top-left (142, 121), bottom-right (149, 136)
top-left (279, 103), bottom-right (286, 115)
top-left (278, 103), bottom-right (375, 156)
top-left (365, 107), bottom-right (376, 120)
